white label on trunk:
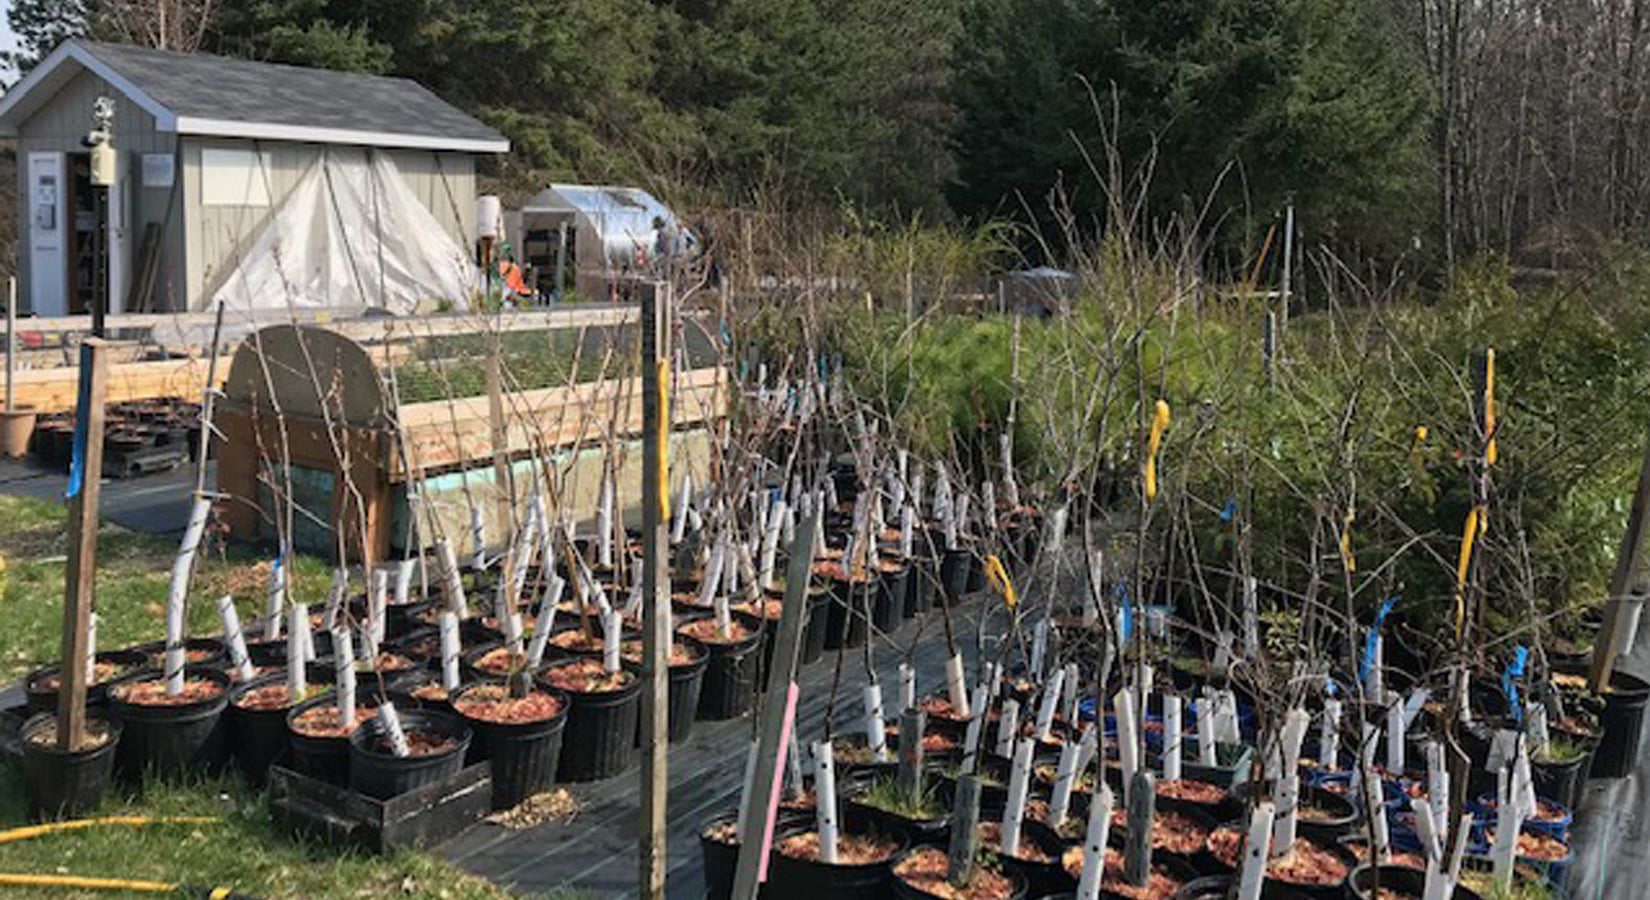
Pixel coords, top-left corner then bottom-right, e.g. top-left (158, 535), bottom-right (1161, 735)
top-left (378, 701), bottom-right (412, 758)
top-left (218, 595), bottom-right (254, 682)
top-left (996, 700), bottom-right (1021, 758)
top-left (946, 653), bottom-right (970, 717)
top-left (1163, 694), bottom-right (1183, 782)
top-left (865, 683), bottom-right (889, 761)
top-left (439, 611), bottom-right (462, 690)
top-left (1075, 785), bottom-right (1114, 900)
top-left (813, 740), bottom-right (840, 864)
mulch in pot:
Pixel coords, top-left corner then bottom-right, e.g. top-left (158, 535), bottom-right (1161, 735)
top-left (1058, 845), bottom-right (1190, 900)
top-left (893, 845), bottom-right (1020, 900)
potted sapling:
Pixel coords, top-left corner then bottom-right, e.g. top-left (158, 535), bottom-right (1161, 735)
top-left (844, 709), bottom-right (949, 845)
top-left (975, 736), bottom-right (1067, 896)
top-left (769, 738), bottom-right (907, 900)
top-left (349, 700), bottom-right (472, 799)
top-left (454, 589), bottom-right (573, 808)
top-left (680, 551), bottom-right (764, 719)
top-left (891, 772), bottom-right (1028, 900)
top-left (223, 593), bottom-right (298, 784)
top-left (285, 621), bottom-right (391, 786)
top-left (22, 625), bottom-right (121, 819)
top-left (108, 567), bottom-right (232, 784)
top-left (536, 609), bottom-right (641, 781)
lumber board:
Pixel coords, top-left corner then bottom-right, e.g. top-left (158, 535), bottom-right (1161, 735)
top-left (7, 356), bottom-right (222, 414)
top-left (394, 366), bottom-right (725, 475)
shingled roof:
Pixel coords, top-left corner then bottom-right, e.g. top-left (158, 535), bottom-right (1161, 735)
top-left (0, 39), bottom-right (509, 153)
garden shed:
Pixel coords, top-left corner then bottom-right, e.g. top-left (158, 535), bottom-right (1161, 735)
top-left (0, 39), bottom-right (509, 318)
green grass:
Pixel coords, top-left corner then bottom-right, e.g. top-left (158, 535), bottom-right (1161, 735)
top-left (0, 495), bottom-right (333, 683)
top-left (0, 495), bottom-right (516, 898)
top-left (1533, 736), bottom-right (1589, 764)
top-left (0, 767), bottom-right (512, 899)
top-left (858, 774), bottom-right (943, 820)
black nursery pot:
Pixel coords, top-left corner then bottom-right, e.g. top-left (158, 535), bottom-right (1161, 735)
top-left (688, 614), bottom-right (765, 721)
top-left (801, 587), bottom-right (832, 665)
top-left (285, 685), bottom-right (396, 786)
top-left (905, 557), bottom-right (938, 618)
top-left (825, 577), bottom-right (876, 650)
top-left (939, 548), bottom-right (971, 606)
top-left (1532, 743), bottom-right (1595, 812)
top-left (20, 712), bottom-right (121, 821)
top-left (537, 660), bottom-right (643, 782)
top-left (1591, 670), bottom-right (1650, 779)
top-left (666, 638), bottom-right (711, 743)
top-left (874, 565), bottom-right (908, 634)
top-left (348, 708), bottom-right (471, 800)
top-left (767, 823), bottom-right (907, 900)
top-left (700, 808), bottom-right (747, 900)
top-left (127, 637), bottom-right (228, 671)
top-left (452, 682), bottom-right (571, 810)
top-left (226, 673), bottom-right (297, 785)
top-left (1172, 875), bottom-right (1316, 900)
top-left (25, 649), bottom-right (146, 715)
top-left (889, 848), bottom-right (1027, 900)
top-left (995, 820), bottom-right (1071, 898)
top-left (107, 665), bottom-right (231, 781)
top-left (1348, 864), bottom-right (1484, 900)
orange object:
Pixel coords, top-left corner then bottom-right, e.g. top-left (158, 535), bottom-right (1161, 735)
top-left (497, 260), bottom-right (531, 297)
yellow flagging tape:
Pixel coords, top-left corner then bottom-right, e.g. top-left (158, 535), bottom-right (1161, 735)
top-left (1144, 399), bottom-right (1171, 501)
top-left (1453, 505), bottom-right (1484, 636)
top-left (984, 554), bottom-right (1017, 613)
top-left (1484, 348), bottom-right (1498, 466)
top-left (1340, 506), bottom-right (1356, 574)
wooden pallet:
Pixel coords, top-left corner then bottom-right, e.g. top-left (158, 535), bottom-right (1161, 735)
top-left (267, 763), bottom-right (493, 855)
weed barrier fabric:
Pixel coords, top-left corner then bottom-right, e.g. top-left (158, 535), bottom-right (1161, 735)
top-left (1567, 635), bottom-right (1650, 900)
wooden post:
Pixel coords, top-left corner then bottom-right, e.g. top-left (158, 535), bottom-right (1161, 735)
top-left (57, 338), bottom-right (110, 752)
top-left (640, 281), bottom-right (672, 900)
top-left (1123, 770), bottom-right (1156, 886)
top-left (1262, 311), bottom-right (1276, 387)
top-left (1591, 420), bottom-right (1650, 691)
top-left (1279, 202), bottom-right (1294, 342)
top-left (947, 774), bottom-right (983, 888)
top-left (5, 276), bottom-right (15, 413)
top-left (898, 708), bottom-right (927, 797)
top-left (731, 506), bottom-right (823, 900)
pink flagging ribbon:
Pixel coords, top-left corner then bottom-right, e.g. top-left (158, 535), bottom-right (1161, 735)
top-left (757, 681), bottom-right (800, 883)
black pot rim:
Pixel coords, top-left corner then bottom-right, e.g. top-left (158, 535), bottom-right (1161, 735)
top-left (349, 707), bottom-right (472, 761)
top-left (107, 665), bottom-right (231, 717)
top-left (20, 711), bottom-right (122, 759)
top-left (451, 680), bottom-right (572, 730)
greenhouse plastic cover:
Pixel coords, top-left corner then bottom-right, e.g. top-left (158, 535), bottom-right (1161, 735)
top-left (209, 152), bottom-right (478, 313)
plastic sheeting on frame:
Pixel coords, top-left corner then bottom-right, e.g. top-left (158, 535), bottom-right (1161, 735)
top-left (209, 151), bottom-right (478, 313)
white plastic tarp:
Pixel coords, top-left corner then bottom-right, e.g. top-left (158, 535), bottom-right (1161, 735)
top-left (209, 152), bottom-right (477, 313)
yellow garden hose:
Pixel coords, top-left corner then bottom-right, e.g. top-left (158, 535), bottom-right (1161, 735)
top-left (0, 816), bottom-right (259, 897)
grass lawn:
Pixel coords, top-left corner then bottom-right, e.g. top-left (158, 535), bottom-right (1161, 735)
top-left (0, 495), bottom-right (515, 899)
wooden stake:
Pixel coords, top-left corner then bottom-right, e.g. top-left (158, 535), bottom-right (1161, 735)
top-left (57, 338), bottom-right (110, 752)
top-left (947, 774), bottom-right (983, 888)
top-left (731, 506), bottom-right (822, 899)
top-left (1123, 770), bottom-right (1156, 887)
top-left (898, 708), bottom-right (927, 798)
top-left (640, 281), bottom-right (671, 900)
top-left (1591, 418), bottom-right (1650, 691)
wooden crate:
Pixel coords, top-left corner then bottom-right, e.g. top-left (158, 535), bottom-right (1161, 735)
top-left (267, 764), bottom-right (492, 855)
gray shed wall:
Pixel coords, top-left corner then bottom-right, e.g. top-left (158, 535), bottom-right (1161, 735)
top-left (182, 139), bottom-right (477, 310)
top-left (13, 67), bottom-right (184, 313)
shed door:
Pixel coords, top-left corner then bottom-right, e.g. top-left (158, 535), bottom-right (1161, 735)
top-left (27, 152), bottom-right (67, 317)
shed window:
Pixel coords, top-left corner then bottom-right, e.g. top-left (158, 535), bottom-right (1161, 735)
top-left (200, 148), bottom-right (274, 207)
